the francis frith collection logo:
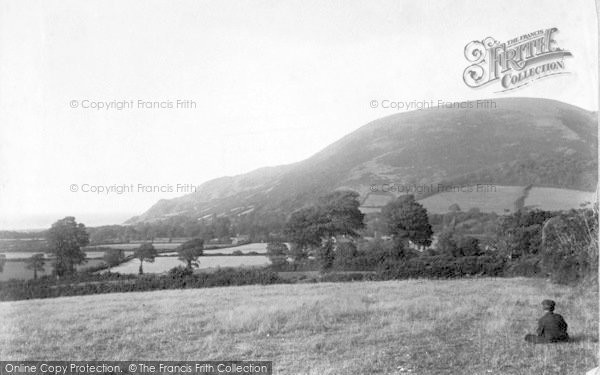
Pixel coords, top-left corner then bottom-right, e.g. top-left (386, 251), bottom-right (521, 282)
top-left (463, 27), bottom-right (572, 92)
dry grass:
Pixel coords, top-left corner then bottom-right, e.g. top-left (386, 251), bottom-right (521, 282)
top-left (0, 278), bottom-right (597, 374)
top-left (419, 185), bottom-right (525, 214)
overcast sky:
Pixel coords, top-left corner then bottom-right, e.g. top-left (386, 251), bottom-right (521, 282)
top-left (0, 0), bottom-right (597, 229)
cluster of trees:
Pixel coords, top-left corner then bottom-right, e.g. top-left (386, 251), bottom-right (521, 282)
top-left (283, 191), bottom-right (365, 269)
top-left (274, 190), bottom-right (597, 284)
top-left (86, 211), bottom-right (289, 245)
top-left (87, 216), bottom-right (233, 244)
top-left (47, 217), bottom-right (90, 277)
top-left (129, 238), bottom-right (205, 275)
top-left (492, 209), bottom-right (556, 259)
top-left (276, 192), bottom-right (435, 271)
top-left (428, 209), bottom-right (499, 237)
top-left (490, 206), bottom-right (598, 283)
top-left (2, 217), bottom-right (90, 280)
top-left (8, 216), bottom-right (208, 279)
top-left (3, 190), bottom-right (596, 287)
top-left (541, 207), bottom-right (598, 283)
top-left (434, 231), bottom-right (482, 257)
top-left (0, 230), bottom-right (44, 239)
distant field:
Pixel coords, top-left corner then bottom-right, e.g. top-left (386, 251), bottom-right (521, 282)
top-left (419, 185), bottom-right (525, 213)
top-left (85, 242), bottom-right (246, 251)
top-left (0, 244), bottom-right (270, 280)
top-left (525, 188), bottom-right (596, 211)
top-left (205, 243), bottom-right (268, 254)
top-left (362, 193), bottom-right (395, 208)
top-left (359, 206), bottom-right (383, 214)
top-left (0, 239), bottom-right (47, 253)
top-left (359, 185), bottom-right (598, 214)
top-left (0, 255), bottom-right (270, 281)
top-left (160, 243), bottom-right (268, 256)
top-left (108, 255), bottom-right (270, 274)
top-left (0, 278), bottom-right (596, 374)
top-left (419, 186), bottom-right (596, 214)
top-left (85, 243), bottom-right (183, 250)
top-left (0, 241), bottom-right (187, 254)
top-left (0, 259), bottom-right (105, 281)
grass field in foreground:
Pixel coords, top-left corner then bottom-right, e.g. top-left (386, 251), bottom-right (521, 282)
top-left (0, 278), bottom-right (597, 375)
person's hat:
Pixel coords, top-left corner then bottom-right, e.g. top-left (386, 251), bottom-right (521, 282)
top-left (542, 299), bottom-right (556, 311)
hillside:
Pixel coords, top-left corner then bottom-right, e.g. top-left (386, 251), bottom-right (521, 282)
top-left (0, 278), bottom-right (596, 374)
top-left (128, 98), bottom-right (597, 223)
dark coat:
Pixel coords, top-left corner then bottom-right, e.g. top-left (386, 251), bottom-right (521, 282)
top-left (536, 312), bottom-right (568, 342)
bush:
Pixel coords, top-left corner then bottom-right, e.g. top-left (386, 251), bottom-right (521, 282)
top-left (337, 238), bottom-right (407, 272)
top-left (504, 255), bottom-right (543, 277)
top-left (268, 258), bottom-right (319, 272)
top-left (541, 208), bottom-right (598, 284)
top-left (333, 242), bottom-right (359, 269)
top-left (0, 268), bottom-right (285, 301)
top-left (266, 242), bottom-right (289, 267)
top-left (377, 255), bottom-right (506, 280)
top-left (436, 231), bottom-right (482, 257)
top-left (168, 266), bottom-right (194, 278)
top-left (319, 272), bottom-right (374, 282)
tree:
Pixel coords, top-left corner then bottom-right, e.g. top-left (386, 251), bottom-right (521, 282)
top-left (436, 230), bottom-right (481, 257)
top-left (365, 214), bottom-right (388, 239)
top-left (317, 191), bottom-right (365, 238)
top-left (333, 241), bottom-right (359, 269)
top-left (436, 230), bottom-right (458, 256)
top-left (266, 242), bottom-right (288, 267)
top-left (456, 236), bottom-right (481, 256)
top-left (366, 238), bottom-right (406, 271)
top-left (211, 216), bottom-right (232, 241)
top-left (541, 206), bottom-right (598, 283)
top-left (25, 253), bottom-right (46, 279)
top-left (103, 249), bottom-right (125, 272)
top-left (288, 243), bottom-right (308, 262)
top-left (0, 254), bottom-right (5, 273)
top-left (134, 243), bottom-right (157, 275)
top-left (494, 209), bottom-right (555, 259)
top-left (382, 195), bottom-right (433, 249)
top-left (285, 206), bottom-right (327, 256)
top-left (316, 238), bottom-right (335, 271)
top-left (46, 217), bottom-right (89, 277)
top-left (284, 191), bottom-right (365, 267)
top-left (177, 238), bottom-right (204, 270)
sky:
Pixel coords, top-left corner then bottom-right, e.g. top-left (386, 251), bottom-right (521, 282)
top-left (0, 0), bottom-right (598, 230)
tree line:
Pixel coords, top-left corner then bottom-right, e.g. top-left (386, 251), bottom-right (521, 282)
top-left (267, 190), bottom-right (597, 284)
top-left (3, 189), bottom-right (597, 286)
top-left (14, 217), bottom-right (207, 279)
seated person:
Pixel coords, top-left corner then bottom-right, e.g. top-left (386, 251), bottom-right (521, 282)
top-left (525, 299), bottom-right (569, 343)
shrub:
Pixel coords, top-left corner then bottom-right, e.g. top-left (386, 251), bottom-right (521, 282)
top-left (168, 266), bottom-right (194, 278)
top-left (541, 207), bottom-right (598, 284)
top-left (0, 268), bottom-right (285, 301)
top-left (268, 258), bottom-right (319, 272)
top-left (504, 255), bottom-right (543, 277)
top-left (376, 255), bottom-right (506, 280)
top-left (319, 272), bottom-right (373, 282)
top-left (436, 231), bottom-right (482, 257)
top-left (333, 242), bottom-right (359, 269)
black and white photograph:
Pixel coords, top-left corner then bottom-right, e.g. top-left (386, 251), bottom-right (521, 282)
top-left (0, 1), bottom-right (598, 374)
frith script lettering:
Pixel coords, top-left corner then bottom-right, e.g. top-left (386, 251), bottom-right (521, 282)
top-left (463, 27), bottom-right (572, 91)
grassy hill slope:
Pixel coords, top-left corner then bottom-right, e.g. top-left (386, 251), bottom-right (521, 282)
top-left (129, 98), bottom-right (597, 223)
top-left (0, 278), bottom-right (597, 374)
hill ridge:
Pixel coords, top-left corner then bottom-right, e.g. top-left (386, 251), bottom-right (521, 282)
top-left (128, 97), bottom-right (597, 223)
